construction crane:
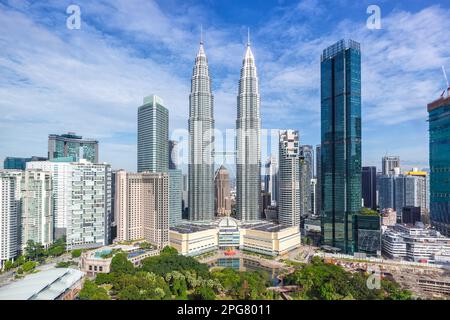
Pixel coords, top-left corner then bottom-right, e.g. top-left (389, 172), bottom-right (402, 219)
top-left (441, 66), bottom-right (450, 98)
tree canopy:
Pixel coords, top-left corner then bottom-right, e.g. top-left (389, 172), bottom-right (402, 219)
top-left (211, 268), bottom-right (271, 300)
top-left (78, 280), bottom-right (110, 300)
top-left (284, 257), bottom-right (412, 300)
top-left (140, 253), bottom-right (209, 278)
top-left (110, 252), bottom-right (135, 274)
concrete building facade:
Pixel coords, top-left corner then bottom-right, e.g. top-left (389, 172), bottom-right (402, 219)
top-left (278, 130), bottom-right (301, 227)
top-left (0, 171), bottom-right (21, 269)
top-left (115, 171), bottom-right (169, 248)
top-left (20, 169), bottom-right (53, 249)
top-left (215, 165), bottom-right (232, 216)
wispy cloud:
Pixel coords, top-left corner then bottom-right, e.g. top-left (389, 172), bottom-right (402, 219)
top-left (0, 0), bottom-right (448, 172)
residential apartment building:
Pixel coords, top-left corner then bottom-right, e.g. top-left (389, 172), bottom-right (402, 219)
top-left (115, 171), bottom-right (169, 248)
top-left (0, 171), bottom-right (21, 269)
top-left (20, 169), bottom-right (53, 249)
top-left (278, 130), bottom-right (301, 227)
top-left (27, 159), bottom-right (111, 250)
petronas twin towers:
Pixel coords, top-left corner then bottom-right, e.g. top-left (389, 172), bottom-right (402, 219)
top-left (188, 32), bottom-right (261, 222)
top-left (188, 39), bottom-right (215, 221)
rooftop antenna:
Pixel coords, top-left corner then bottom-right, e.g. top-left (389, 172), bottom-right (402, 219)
top-left (442, 66), bottom-right (449, 97)
top-left (247, 27), bottom-right (250, 46)
top-left (200, 24), bottom-right (203, 45)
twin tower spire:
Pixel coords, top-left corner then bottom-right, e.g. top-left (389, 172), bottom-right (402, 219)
top-left (188, 28), bottom-right (261, 222)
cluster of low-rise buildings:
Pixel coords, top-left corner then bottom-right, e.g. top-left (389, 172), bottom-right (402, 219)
top-left (79, 242), bottom-right (160, 277)
top-left (382, 224), bottom-right (450, 264)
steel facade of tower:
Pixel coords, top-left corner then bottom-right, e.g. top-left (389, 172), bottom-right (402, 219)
top-left (321, 39), bottom-right (362, 254)
top-left (236, 40), bottom-right (261, 222)
top-left (188, 41), bottom-right (215, 222)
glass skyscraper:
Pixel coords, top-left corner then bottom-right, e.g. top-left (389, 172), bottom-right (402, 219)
top-left (48, 132), bottom-right (98, 163)
top-left (428, 94), bottom-right (450, 236)
top-left (320, 39), bottom-right (362, 254)
top-left (169, 169), bottom-right (182, 227)
top-left (137, 95), bottom-right (169, 173)
top-left (236, 37), bottom-right (261, 221)
top-left (315, 145), bottom-right (322, 216)
top-left (188, 39), bottom-right (215, 222)
top-left (362, 166), bottom-right (377, 210)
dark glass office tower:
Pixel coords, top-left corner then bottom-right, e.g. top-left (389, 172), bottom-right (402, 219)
top-left (320, 39), bottom-right (362, 254)
top-left (315, 145), bottom-right (322, 216)
top-left (362, 166), bottom-right (377, 210)
top-left (428, 92), bottom-right (450, 236)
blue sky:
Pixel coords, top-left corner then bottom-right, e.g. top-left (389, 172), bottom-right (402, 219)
top-left (1, 0), bottom-right (449, 175)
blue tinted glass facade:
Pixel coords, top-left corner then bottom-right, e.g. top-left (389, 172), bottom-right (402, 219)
top-left (48, 133), bottom-right (98, 163)
top-left (169, 169), bottom-right (182, 227)
top-left (137, 95), bottom-right (169, 173)
top-left (353, 214), bottom-right (381, 256)
top-left (4, 157), bottom-right (27, 170)
top-left (320, 40), bottom-right (362, 254)
top-left (428, 97), bottom-right (450, 236)
top-left (4, 156), bottom-right (47, 170)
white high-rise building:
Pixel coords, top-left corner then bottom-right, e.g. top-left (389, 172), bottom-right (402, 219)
top-left (27, 159), bottom-right (111, 250)
top-left (299, 145), bottom-right (313, 217)
top-left (0, 171), bottom-right (21, 269)
top-left (68, 160), bottom-right (111, 250)
top-left (236, 34), bottom-right (261, 222)
top-left (394, 170), bottom-right (428, 215)
top-left (264, 156), bottom-right (278, 206)
top-left (382, 156), bottom-right (400, 176)
top-left (21, 169), bottom-right (53, 249)
top-left (278, 130), bottom-right (301, 227)
top-left (310, 178), bottom-right (317, 215)
top-left (188, 36), bottom-right (215, 222)
top-left (115, 171), bottom-right (169, 248)
top-left (27, 160), bottom-right (72, 239)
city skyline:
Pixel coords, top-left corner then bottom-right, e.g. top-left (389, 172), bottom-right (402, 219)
top-left (1, 1), bottom-right (450, 303)
top-left (1, 1), bottom-right (450, 173)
